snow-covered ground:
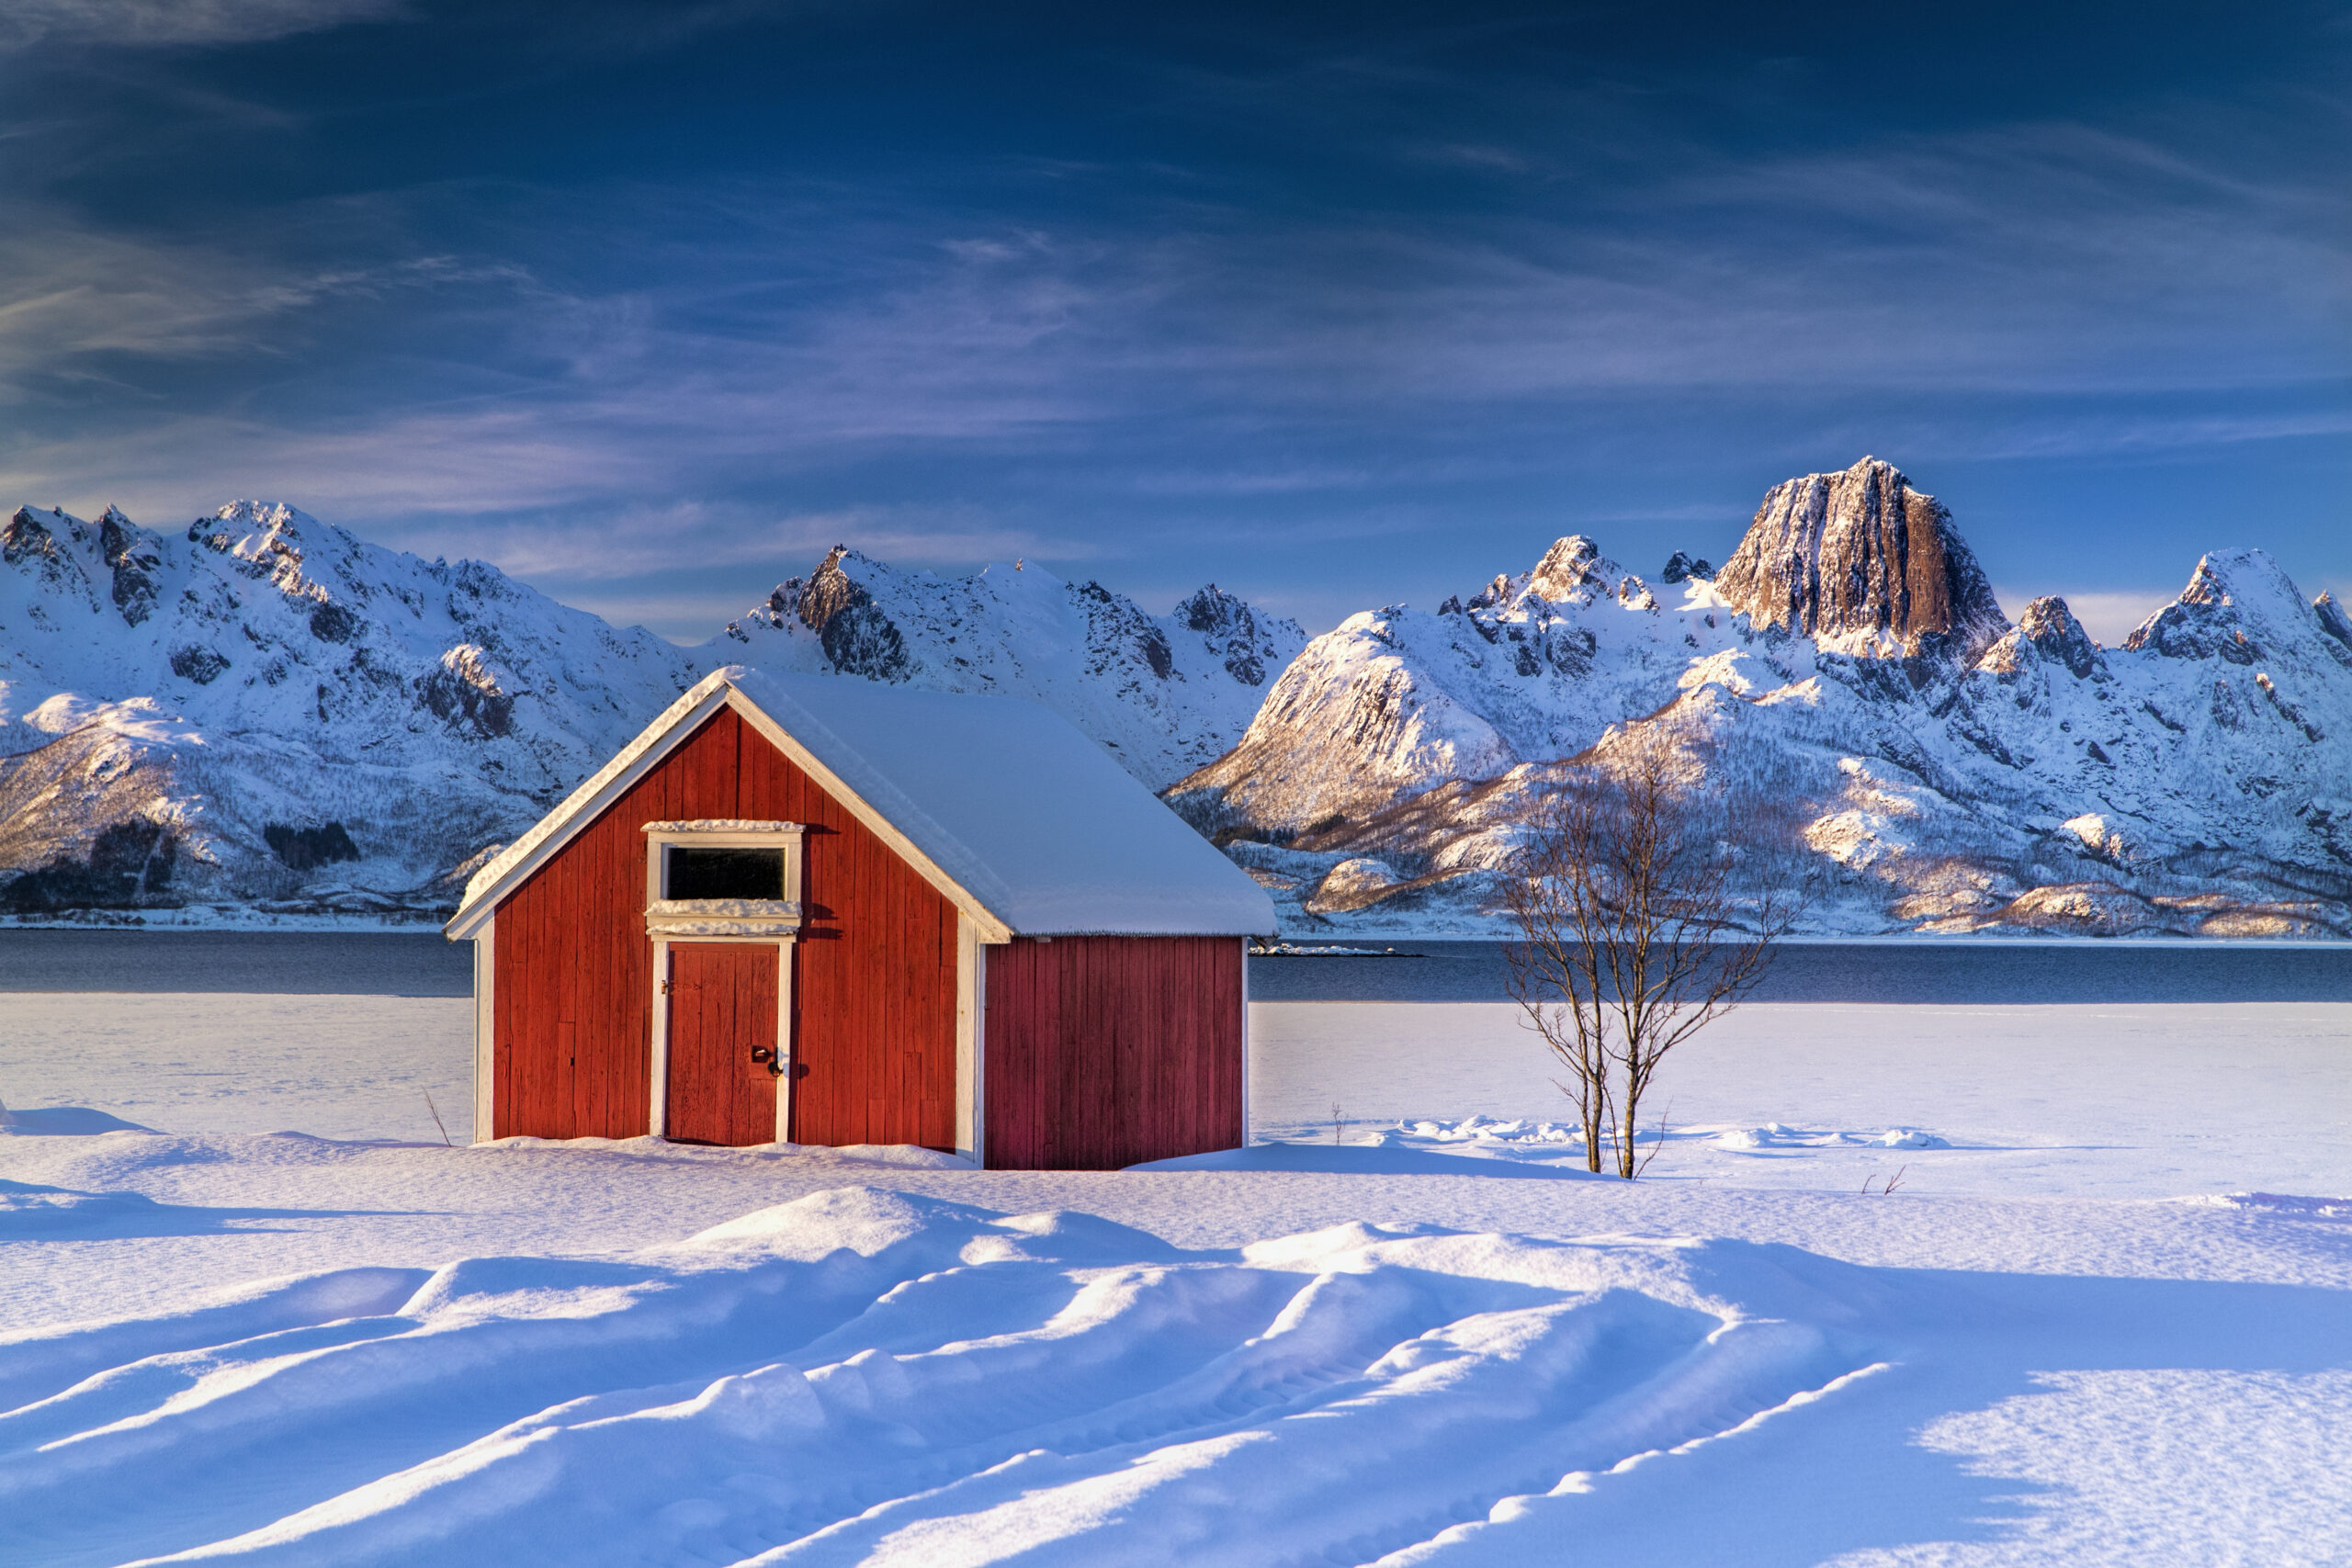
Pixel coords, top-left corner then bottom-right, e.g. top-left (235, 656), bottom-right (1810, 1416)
top-left (3, 995), bottom-right (2349, 1565)
top-left (1250, 1001), bottom-right (2352, 1201)
top-left (7, 996), bottom-right (2345, 1199)
top-left (2, 995), bottom-right (469, 1145)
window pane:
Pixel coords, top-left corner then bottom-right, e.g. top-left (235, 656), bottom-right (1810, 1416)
top-left (666, 847), bottom-right (784, 901)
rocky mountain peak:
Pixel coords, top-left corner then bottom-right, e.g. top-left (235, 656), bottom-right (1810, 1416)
top-left (190, 500), bottom-right (329, 601)
top-left (2315, 592), bottom-right (2352, 655)
top-left (768, 546), bottom-right (909, 682)
top-left (4, 506), bottom-right (69, 570)
top-left (1523, 536), bottom-right (1606, 602)
top-left (96, 509), bottom-right (164, 627)
top-left (203, 499), bottom-right (313, 552)
top-left (1659, 551), bottom-right (1713, 584)
top-left (792, 546), bottom-right (863, 635)
top-left (1713, 457), bottom-right (2008, 660)
top-left (1460, 536), bottom-right (1629, 617)
top-left (2010, 595), bottom-right (2105, 681)
top-left (1175, 584), bottom-right (1301, 686)
top-left (2122, 548), bottom-right (2316, 667)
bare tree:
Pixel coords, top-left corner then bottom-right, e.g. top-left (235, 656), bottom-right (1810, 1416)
top-left (1502, 726), bottom-right (1799, 1179)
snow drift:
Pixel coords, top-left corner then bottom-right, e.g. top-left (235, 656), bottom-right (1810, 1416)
top-left (0, 1183), bottom-right (1883, 1567)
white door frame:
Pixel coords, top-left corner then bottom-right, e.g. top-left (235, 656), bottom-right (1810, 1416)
top-left (641, 821), bottom-right (805, 1145)
top-left (648, 935), bottom-right (797, 1144)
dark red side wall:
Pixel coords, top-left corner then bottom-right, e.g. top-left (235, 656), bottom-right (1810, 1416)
top-left (983, 936), bottom-right (1245, 1170)
top-left (493, 705), bottom-right (958, 1145)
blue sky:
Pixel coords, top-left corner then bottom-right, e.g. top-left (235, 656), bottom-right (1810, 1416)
top-left (2, 1), bottom-right (2345, 644)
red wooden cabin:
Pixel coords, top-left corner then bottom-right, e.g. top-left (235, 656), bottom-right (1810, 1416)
top-left (444, 667), bottom-right (1275, 1169)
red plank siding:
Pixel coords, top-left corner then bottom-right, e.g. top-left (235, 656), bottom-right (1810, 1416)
top-left (494, 710), bottom-right (748, 1138)
top-left (665, 942), bottom-right (779, 1145)
top-left (982, 936), bottom-right (1245, 1170)
top-left (492, 704), bottom-right (959, 1149)
top-left (737, 728), bottom-right (958, 1150)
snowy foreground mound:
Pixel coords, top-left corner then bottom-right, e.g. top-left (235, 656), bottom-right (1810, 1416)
top-left (6, 1172), bottom-right (2351, 1568)
top-left (6, 1185), bottom-right (1869, 1565)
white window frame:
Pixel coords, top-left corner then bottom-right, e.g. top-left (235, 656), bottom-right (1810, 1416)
top-left (641, 820), bottom-right (806, 1144)
top-left (641, 819), bottom-right (807, 937)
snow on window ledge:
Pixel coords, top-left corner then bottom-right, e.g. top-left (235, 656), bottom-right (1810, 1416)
top-left (645, 897), bottom-right (803, 937)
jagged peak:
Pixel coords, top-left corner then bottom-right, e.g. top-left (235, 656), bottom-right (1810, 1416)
top-left (1525, 535), bottom-right (1608, 600)
top-left (2016, 593), bottom-right (2089, 642)
top-left (1713, 457), bottom-right (2007, 660)
top-left (1660, 550), bottom-right (1713, 584)
top-left (1177, 582), bottom-right (1250, 632)
top-left (2007, 595), bottom-right (2106, 681)
top-left (2173, 547), bottom-right (2301, 610)
top-left (210, 499), bottom-right (319, 536)
top-left (193, 500), bottom-right (334, 581)
top-left (1462, 535), bottom-right (1625, 615)
top-left (2122, 547), bottom-right (2321, 664)
top-left (2315, 592), bottom-right (2352, 651)
top-left (795, 545), bottom-right (869, 635)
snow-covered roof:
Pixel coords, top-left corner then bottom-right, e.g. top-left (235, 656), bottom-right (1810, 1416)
top-left (447, 666), bottom-right (1275, 939)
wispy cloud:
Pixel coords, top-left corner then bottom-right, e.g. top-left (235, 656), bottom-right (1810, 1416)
top-left (0, 0), bottom-right (408, 50)
top-left (0, 7), bottom-right (2342, 637)
top-left (401, 498), bottom-right (1099, 587)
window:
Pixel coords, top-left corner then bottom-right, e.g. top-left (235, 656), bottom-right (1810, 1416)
top-left (640, 820), bottom-right (807, 937)
top-left (665, 846), bottom-right (784, 901)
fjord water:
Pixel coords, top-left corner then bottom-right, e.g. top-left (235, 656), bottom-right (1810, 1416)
top-left (0, 930), bottom-right (470, 995)
top-left (1249, 938), bottom-right (2352, 1003)
top-left (0, 929), bottom-right (2347, 1001)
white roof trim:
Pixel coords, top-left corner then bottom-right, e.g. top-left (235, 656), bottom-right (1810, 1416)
top-left (720, 691), bottom-right (1014, 942)
top-left (445, 679), bottom-right (729, 939)
top-left (445, 671), bottom-right (1012, 942)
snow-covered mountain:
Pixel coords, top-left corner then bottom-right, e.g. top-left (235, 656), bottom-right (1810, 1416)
top-left (0, 508), bottom-right (1300, 921)
top-left (10, 462), bottom-right (2346, 936)
top-left (1169, 458), bottom-right (2352, 939)
top-left (0, 502), bottom-right (702, 919)
top-left (706, 547), bottom-right (1304, 789)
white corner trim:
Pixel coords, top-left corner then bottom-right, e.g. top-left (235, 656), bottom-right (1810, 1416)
top-left (647, 937), bottom-right (671, 1139)
top-left (1238, 934), bottom-right (1252, 1149)
top-left (775, 938), bottom-right (797, 1145)
top-left (956, 912), bottom-right (982, 1164)
top-left (649, 934), bottom-right (798, 1146)
top-left (470, 919), bottom-right (496, 1145)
